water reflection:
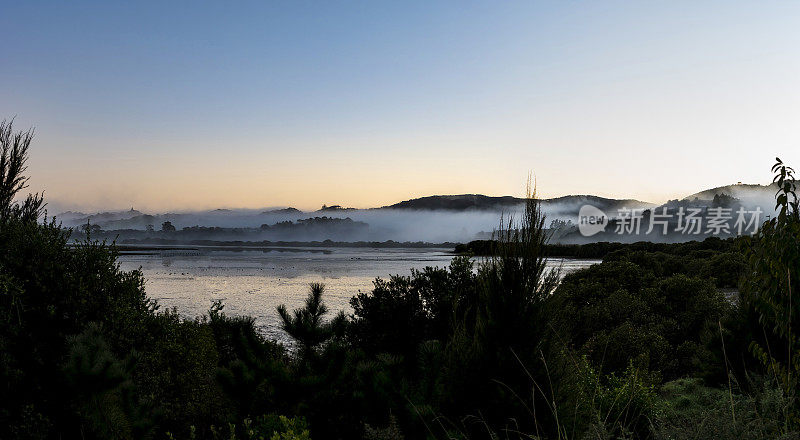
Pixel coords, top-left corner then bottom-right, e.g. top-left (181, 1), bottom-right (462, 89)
top-left (118, 247), bottom-right (598, 342)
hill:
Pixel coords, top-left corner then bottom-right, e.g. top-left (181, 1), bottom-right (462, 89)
top-left (380, 194), bottom-right (654, 211)
top-left (261, 207), bottom-right (302, 215)
top-left (682, 182), bottom-right (776, 201)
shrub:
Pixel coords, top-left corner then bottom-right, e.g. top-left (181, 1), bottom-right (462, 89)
top-left (653, 378), bottom-right (797, 440)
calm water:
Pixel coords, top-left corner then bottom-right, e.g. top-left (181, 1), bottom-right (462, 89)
top-left (117, 247), bottom-right (598, 342)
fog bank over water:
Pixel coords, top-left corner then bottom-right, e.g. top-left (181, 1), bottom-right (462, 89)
top-left (60, 207), bottom-right (517, 243)
top-left (57, 184), bottom-right (784, 243)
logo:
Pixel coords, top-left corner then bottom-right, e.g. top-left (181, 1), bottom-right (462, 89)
top-left (575, 205), bottom-right (762, 237)
top-left (578, 205), bottom-right (608, 236)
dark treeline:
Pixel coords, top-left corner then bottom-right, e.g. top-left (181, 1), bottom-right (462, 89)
top-left (455, 238), bottom-right (738, 259)
top-left (115, 238), bottom-right (457, 249)
top-left (74, 216), bottom-right (370, 243)
top-left (2, 122), bottom-right (799, 439)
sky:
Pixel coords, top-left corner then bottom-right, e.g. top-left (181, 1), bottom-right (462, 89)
top-left (2, 1), bottom-right (799, 213)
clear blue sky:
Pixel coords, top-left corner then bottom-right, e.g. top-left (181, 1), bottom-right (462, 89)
top-left (3, 1), bottom-right (799, 212)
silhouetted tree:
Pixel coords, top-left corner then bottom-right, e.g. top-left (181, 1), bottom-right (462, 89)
top-left (0, 119), bottom-right (44, 221)
top-left (81, 222), bottom-right (102, 236)
top-left (712, 193), bottom-right (738, 208)
top-left (277, 283), bottom-right (345, 362)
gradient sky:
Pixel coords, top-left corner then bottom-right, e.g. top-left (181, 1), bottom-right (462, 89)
top-left (3, 1), bottom-right (799, 212)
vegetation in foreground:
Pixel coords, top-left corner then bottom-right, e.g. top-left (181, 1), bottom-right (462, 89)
top-left (1, 120), bottom-right (799, 439)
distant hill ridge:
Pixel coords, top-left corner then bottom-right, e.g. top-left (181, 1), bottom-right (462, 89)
top-left (61, 208), bottom-right (143, 224)
top-left (62, 182), bottom-right (789, 222)
top-left (55, 194), bottom-right (656, 224)
top-left (681, 182), bottom-right (781, 201)
top-left (261, 207), bottom-right (302, 215)
top-left (380, 194), bottom-right (654, 211)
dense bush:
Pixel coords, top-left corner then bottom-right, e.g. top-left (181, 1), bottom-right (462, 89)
top-left (550, 261), bottom-right (730, 379)
top-left (652, 378), bottom-right (793, 440)
top-left (349, 256), bottom-right (476, 362)
top-left (1, 121), bottom-right (798, 439)
top-left (0, 121), bottom-right (300, 439)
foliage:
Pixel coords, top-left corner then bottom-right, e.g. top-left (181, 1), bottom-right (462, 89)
top-left (349, 256), bottom-right (476, 361)
top-left (550, 262), bottom-right (729, 380)
top-left (0, 119), bottom-right (44, 221)
top-left (363, 414), bottom-right (404, 440)
top-left (571, 359), bottom-right (658, 440)
top-left (3, 122), bottom-right (800, 439)
top-left (652, 378), bottom-right (795, 440)
top-left (278, 283), bottom-right (346, 364)
top-left (433, 184), bottom-right (563, 437)
top-left (739, 157), bottom-right (800, 429)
